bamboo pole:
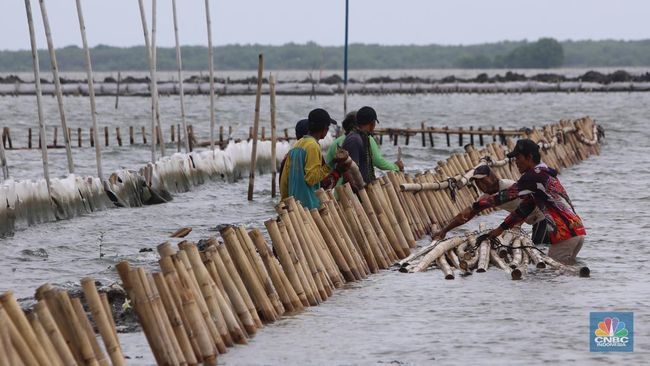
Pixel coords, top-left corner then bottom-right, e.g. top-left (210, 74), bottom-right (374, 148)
top-left (1, 305), bottom-right (40, 366)
top-left (25, 0), bottom-right (52, 195)
top-left (204, 0), bottom-right (216, 151)
top-left (57, 291), bottom-right (100, 366)
top-left (0, 130), bottom-right (8, 179)
top-left (0, 308), bottom-right (16, 366)
top-left (175, 249), bottom-right (233, 349)
top-left (265, 219), bottom-right (309, 307)
top-left (70, 297), bottom-right (110, 366)
top-left (221, 226), bottom-right (278, 321)
top-left (33, 301), bottom-right (77, 366)
top-left (157, 256), bottom-right (217, 364)
top-left (171, 0), bottom-right (190, 153)
top-left (179, 241), bottom-right (247, 345)
top-left (81, 278), bottom-right (125, 366)
top-left (277, 219), bottom-right (318, 305)
top-left (74, 0), bottom-right (103, 180)
top-left (151, 272), bottom-right (198, 365)
top-left (236, 227), bottom-right (285, 315)
top-left (0, 290), bottom-right (52, 366)
top-left (150, 0), bottom-right (165, 157)
top-left (249, 228), bottom-right (301, 311)
top-left (203, 243), bottom-right (258, 335)
top-left (214, 243), bottom-right (263, 328)
top-left (39, 0), bottom-right (74, 174)
top-left (137, 0), bottom-right (157, 163)
top-left (248, 54), bottom-right (264, 201)
top-left (270, 73), bottom-right (278, 197)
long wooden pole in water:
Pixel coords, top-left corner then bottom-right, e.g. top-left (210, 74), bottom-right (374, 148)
top-left (75, 0), bottom-right (103, 180)
top-left (343, 0), bottom-right (349, 115)
top-left (138, 0), bottom-right (157, 163)
top-left (171, 0), bottom-right (190, 153)
top-left (247, 54), bottom-right (264, 201)
top-left (39, 0), bottom-right (74, 174)
top-left (25, 0), bottom-right (52, 194)
top-left (270, 73), bottom-right (277, 197)
top-left (204, 0), bottom-right (216, 151)
top-left (151, 0), bottom-right (165, 157)
top-left (0, 128), bottom-right (8, 179)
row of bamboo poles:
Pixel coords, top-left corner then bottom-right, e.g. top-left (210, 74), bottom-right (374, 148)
top-left (0, 117), bottom-right (601, 365)
top-left (0, 124), bottom-right (522, 151)
top-left (0, 280), bottom-right (124, 366)
top-left (0, 124), bottom-right (294, 152)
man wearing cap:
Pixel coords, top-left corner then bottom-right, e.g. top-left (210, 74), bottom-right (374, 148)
top-left (342, 106), bottom-right (403, 184)
top-left (474, 139), bottom-right (586, 264)
top-left (325, 111), bottom-right (403, 188)
top-left (280, 108), bottom-right (340, 209)
top-left (431, 164), bottom-right (549, 244)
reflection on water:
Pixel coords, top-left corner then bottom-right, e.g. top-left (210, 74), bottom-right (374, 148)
top-left (1, 89), bottom-right (649, 364)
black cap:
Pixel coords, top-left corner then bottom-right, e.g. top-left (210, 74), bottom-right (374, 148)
top-left (470, 165), bottom-right (491, 180)
top-left (357, 106), bottom-right (379, 125)
top-left (307, 108), bottom-right (337, 132)
top-left (295, 119), bottom-right (309, 139)
top-left (506, 139), bottom-right (540, 158)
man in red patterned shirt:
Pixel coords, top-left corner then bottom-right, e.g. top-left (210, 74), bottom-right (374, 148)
top-left (475, 139), bottom-right (586, 264)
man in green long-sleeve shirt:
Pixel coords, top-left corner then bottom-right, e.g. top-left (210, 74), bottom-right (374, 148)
top-left (325, 108), bottom-right (403, 187)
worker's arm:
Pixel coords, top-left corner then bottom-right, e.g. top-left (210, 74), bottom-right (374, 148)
top-left (431, 205), bottom-right (479, 240)
top-left (498, 196), bottom-right (535, 231)
top-left (472, 183), bottom-right (523, 212)
top-left (369, 137), bottom-right (400, 171)
top-left (304, 140), bottom-right (331, 186)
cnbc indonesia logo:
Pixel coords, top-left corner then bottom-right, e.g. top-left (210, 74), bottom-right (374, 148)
top-left (590, 312), bottom-right (633, 352)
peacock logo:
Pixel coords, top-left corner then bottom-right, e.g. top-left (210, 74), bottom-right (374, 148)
top-left (594, 317), bottom-right (628, 337)
top-left (590, 312), bottom-right (633, 352)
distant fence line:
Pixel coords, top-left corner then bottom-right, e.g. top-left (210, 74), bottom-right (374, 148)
top-left (2, 80), bottom-right (650, 97)
top-left (2, 124), bottom-right (523, 151)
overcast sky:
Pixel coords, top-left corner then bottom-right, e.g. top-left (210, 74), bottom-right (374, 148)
top-left (2, 0), bottom-right (647, 50)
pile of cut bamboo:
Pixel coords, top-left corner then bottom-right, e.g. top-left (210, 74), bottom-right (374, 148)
top-left (399, 224), bottom-right (590, 280)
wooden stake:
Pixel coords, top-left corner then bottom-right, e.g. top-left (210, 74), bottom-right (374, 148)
top-left (270, 73), bottom-right (278, 197)
top-left (172, 0), bottom-right (190, 153)
top-left (25, 0), bottom-right (52, 195)
top-left (39, 0), bottom-right (74, 174)
top-left (138, 0), bottom-right (159, 162)
top-left (247, 54), bottom-right (264, 201)
top-left (204, 0), bottom-right (216, 151)
top-left (115, 71), bottom-right (121, 109)
top-left (75, 0), bottom-right (103, 180)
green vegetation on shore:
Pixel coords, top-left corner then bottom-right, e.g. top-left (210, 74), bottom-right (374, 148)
top-left (1, 38), bottom-right (650, 72)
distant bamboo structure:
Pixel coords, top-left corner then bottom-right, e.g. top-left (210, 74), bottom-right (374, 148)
top-left (204, 0), bottom-right (216, 151)
top-left (75, 0), bottom-right (103, 180)
top-left (39, 0), bottom-right (74, 174)
top-left (171, 0), bottom-right (190, 153)
top-left (25, 0), bottom-right (52, 194)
